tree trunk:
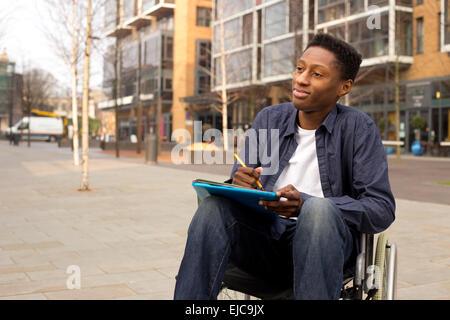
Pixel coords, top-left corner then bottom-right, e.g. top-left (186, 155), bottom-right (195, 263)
top-left (218, 0), bottom-right (228, 151)
top-left (27, 107), bottom-right (31, 147)
top-left (71, 0), bottom-right (80, 166)
top-left (80, 0), bottom-right (92, 191)
top-left (114, 0), bottom-right (120, 158)
top-left (136, 29), bottom-right (142, 154)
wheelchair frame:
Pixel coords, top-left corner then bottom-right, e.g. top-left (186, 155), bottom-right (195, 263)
top-left (220, 233), bottom-right (398, 300)
top-left (195, 195), bottom-right (398, 300)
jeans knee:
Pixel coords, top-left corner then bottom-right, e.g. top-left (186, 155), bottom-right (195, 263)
top-left (190, 196), bottom-right (235, 234)
top-left (297, 197), bottom-right (343, 234)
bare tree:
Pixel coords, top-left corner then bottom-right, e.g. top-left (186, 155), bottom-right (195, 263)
top-left (217, 0), bottom-right (229, 151)
top-left (80, 0), bottom-right (93, 191)
top-left (70, 0), bottom-right (81, 166)
top-left (42, 0), bottom-right (85, 166)
top-left (200, 0), bottom-right (256, 151)
top-left (22, 67), bottom-right (57, 146)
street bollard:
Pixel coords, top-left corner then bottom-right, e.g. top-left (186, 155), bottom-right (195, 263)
top-left (145, 133), bottom-right (158, 164)
top-left (13, 134), bottom-right (20, 146)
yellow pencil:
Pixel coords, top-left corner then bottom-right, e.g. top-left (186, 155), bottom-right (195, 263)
top-left (234, 153), bottom-right (264, 190)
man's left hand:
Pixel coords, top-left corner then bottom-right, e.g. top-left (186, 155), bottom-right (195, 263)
top-left (259, 184), bottom-right (303, 218)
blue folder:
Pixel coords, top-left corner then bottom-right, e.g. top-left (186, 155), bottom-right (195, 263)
top-left (192, 179), bottom-right (280, 217)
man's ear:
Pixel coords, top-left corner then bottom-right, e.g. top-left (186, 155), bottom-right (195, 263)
top-left (338, 79), bottom-right (353, 98)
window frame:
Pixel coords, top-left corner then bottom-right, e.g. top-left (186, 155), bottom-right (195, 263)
top-left (416, 17), bottom-right (424, 55)
top-left (196, 6), bottom-right (212, 27)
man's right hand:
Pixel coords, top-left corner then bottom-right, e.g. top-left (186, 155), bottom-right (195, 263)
top-left (232, 167), bottom-right (263, 189)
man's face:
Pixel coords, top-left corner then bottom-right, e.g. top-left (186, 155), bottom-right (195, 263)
top-left (292, 46), bottom-right (350, 113)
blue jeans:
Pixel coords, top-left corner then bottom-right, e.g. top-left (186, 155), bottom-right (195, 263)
top-left (174, 196), bottom-right (355, 300)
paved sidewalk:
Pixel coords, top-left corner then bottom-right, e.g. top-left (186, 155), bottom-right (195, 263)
top-left (0, 141), bottom-right (449, 299)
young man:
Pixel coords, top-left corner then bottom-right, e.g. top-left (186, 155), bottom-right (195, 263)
top-left (174, 33), bottom-right (395, 300)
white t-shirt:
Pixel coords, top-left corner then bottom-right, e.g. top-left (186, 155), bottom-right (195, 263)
top-left (272, 124), bottom-right (324, 198)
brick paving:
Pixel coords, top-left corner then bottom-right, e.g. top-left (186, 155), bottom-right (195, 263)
top-left (0, 140), bottom-right (449, 299)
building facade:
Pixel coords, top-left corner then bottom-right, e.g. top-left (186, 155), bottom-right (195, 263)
top-left (101, 0), bottom-right (212, 143)
top-left (202, 0), bottom-right (450, 154)
top-left (345, 0), bottom-right (450, 152)
top-left (0, 51), bottom-right (22, 132)
top-left (102, 0), bottom-right (450, 154)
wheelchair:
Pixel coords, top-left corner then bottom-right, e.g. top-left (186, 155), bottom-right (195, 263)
top-left (218, 232), bottom-right (398, 300)
top-left (193, 196), bottom-right (398, 300)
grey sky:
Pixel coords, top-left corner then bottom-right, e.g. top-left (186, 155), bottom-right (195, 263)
top-left (0, 0), bottom-right (104, 93)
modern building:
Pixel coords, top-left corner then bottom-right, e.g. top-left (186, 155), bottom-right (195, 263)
top-left (101, 0), bottom-right (450, 155)
top-left (343, 0), bottom-right (450, 153)
top-left (189, 0), bottom-right (449, 155)
top-left (0, 50), bottom-right (22, 132)
top-left (101, 0), bottom-right (213, 144)
top-left (182, 0), bottom-right (314, 133)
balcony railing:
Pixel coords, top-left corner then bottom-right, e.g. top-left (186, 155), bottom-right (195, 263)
top-left (142, 0), bottom-right (175, 19)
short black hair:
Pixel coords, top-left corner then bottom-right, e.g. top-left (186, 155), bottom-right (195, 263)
top-left (304, 33), bottom-right (362, 82)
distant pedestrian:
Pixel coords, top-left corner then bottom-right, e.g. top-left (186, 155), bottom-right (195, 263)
top-left (13, 133), bottom-right (20, 146)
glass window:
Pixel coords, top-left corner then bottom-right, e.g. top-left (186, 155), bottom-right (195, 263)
top-left (264, 37), bottom-right (295, 77)
top-left (163, 69), bottom-right (173, 91)
top-left (121, 42), bottom-right (139, 70)
top-left (142, 68), bottom-right (159, 94)
top-left (0, 74), bottom-right (13, 89)
top-left (318, 0), bottom-right (345, 24)
top-left (143, 0), bottom-right (156, 12)
top-left (223, 18), bottom-right (242, 51)
top-left (242, 13), bottom-right (253, 46)
top-left (215, 49), bottom-right (252, 85)
top-left (416, 17), bottom-right (424, 54)
top-left (350, 0), bottom-right (364, 15)
top-left (264, 2), bottom-right (287, 40)
top-left (328, 25), bottom-right (345, 40)
top-left (396, 11), bottom-right (413, 56)
top-left (368, 0), bottom-right (389, 6)
top-left (198, 75), bottom-right (210, 94)
top-left (104, 0), bottom-right (117, 30)
top-left (143, 34), bottom-right (161, 67)
top-left (196, 40), bottom-right (212, 95)
top-left (396, 0), bottom-right (412, 6)
top-left (198, 41), bottom-right (211, 69)
top-left (157, 16), bottom-right (174, 31)
top-left (445, 0), bottom-right (450, 45)
top-left (217, 0), bottom-right (253, 19)
top-left (441, 79), bottom-right (450, 99)
top-left (289, 0), bottom-right (303, 33)
top-left (197, 7), bottom-right (212, 27)
top-left (165, 36), bottom-right (173, 59)
top-left (103, 45), bottom-right (115, 83)
top-left (123, 0), bottom-right (135, 21)
top-left (348, 13), bottom-right (389, 59)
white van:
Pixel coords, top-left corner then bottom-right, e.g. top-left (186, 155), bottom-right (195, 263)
top-left (6, 117), bottom-right (64, 142)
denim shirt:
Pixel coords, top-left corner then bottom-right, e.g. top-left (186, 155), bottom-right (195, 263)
top-left (229, 102), bottom-right (396, 235)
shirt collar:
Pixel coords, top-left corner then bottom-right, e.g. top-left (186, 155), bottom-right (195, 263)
top-left (320, 104), bottom-right (338, 134)
top-left (285, 103), bottom-right (338, 136)
top-left (283, 103), bottom-right (299, 137)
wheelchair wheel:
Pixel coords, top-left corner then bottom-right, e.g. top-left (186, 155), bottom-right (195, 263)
top-left (373, 233), bottom-right (397, 300)
top-left (218, 286), bottom-right (253, 300)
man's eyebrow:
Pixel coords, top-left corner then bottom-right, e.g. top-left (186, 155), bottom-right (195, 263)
top-left (297, 60), bottom-right (329, 70)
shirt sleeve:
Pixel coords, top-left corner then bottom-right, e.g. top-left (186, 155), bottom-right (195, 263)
top-left (228, 111), bottom-right (266, 181)
top-left (327, 118), bottom-right (396, 234)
